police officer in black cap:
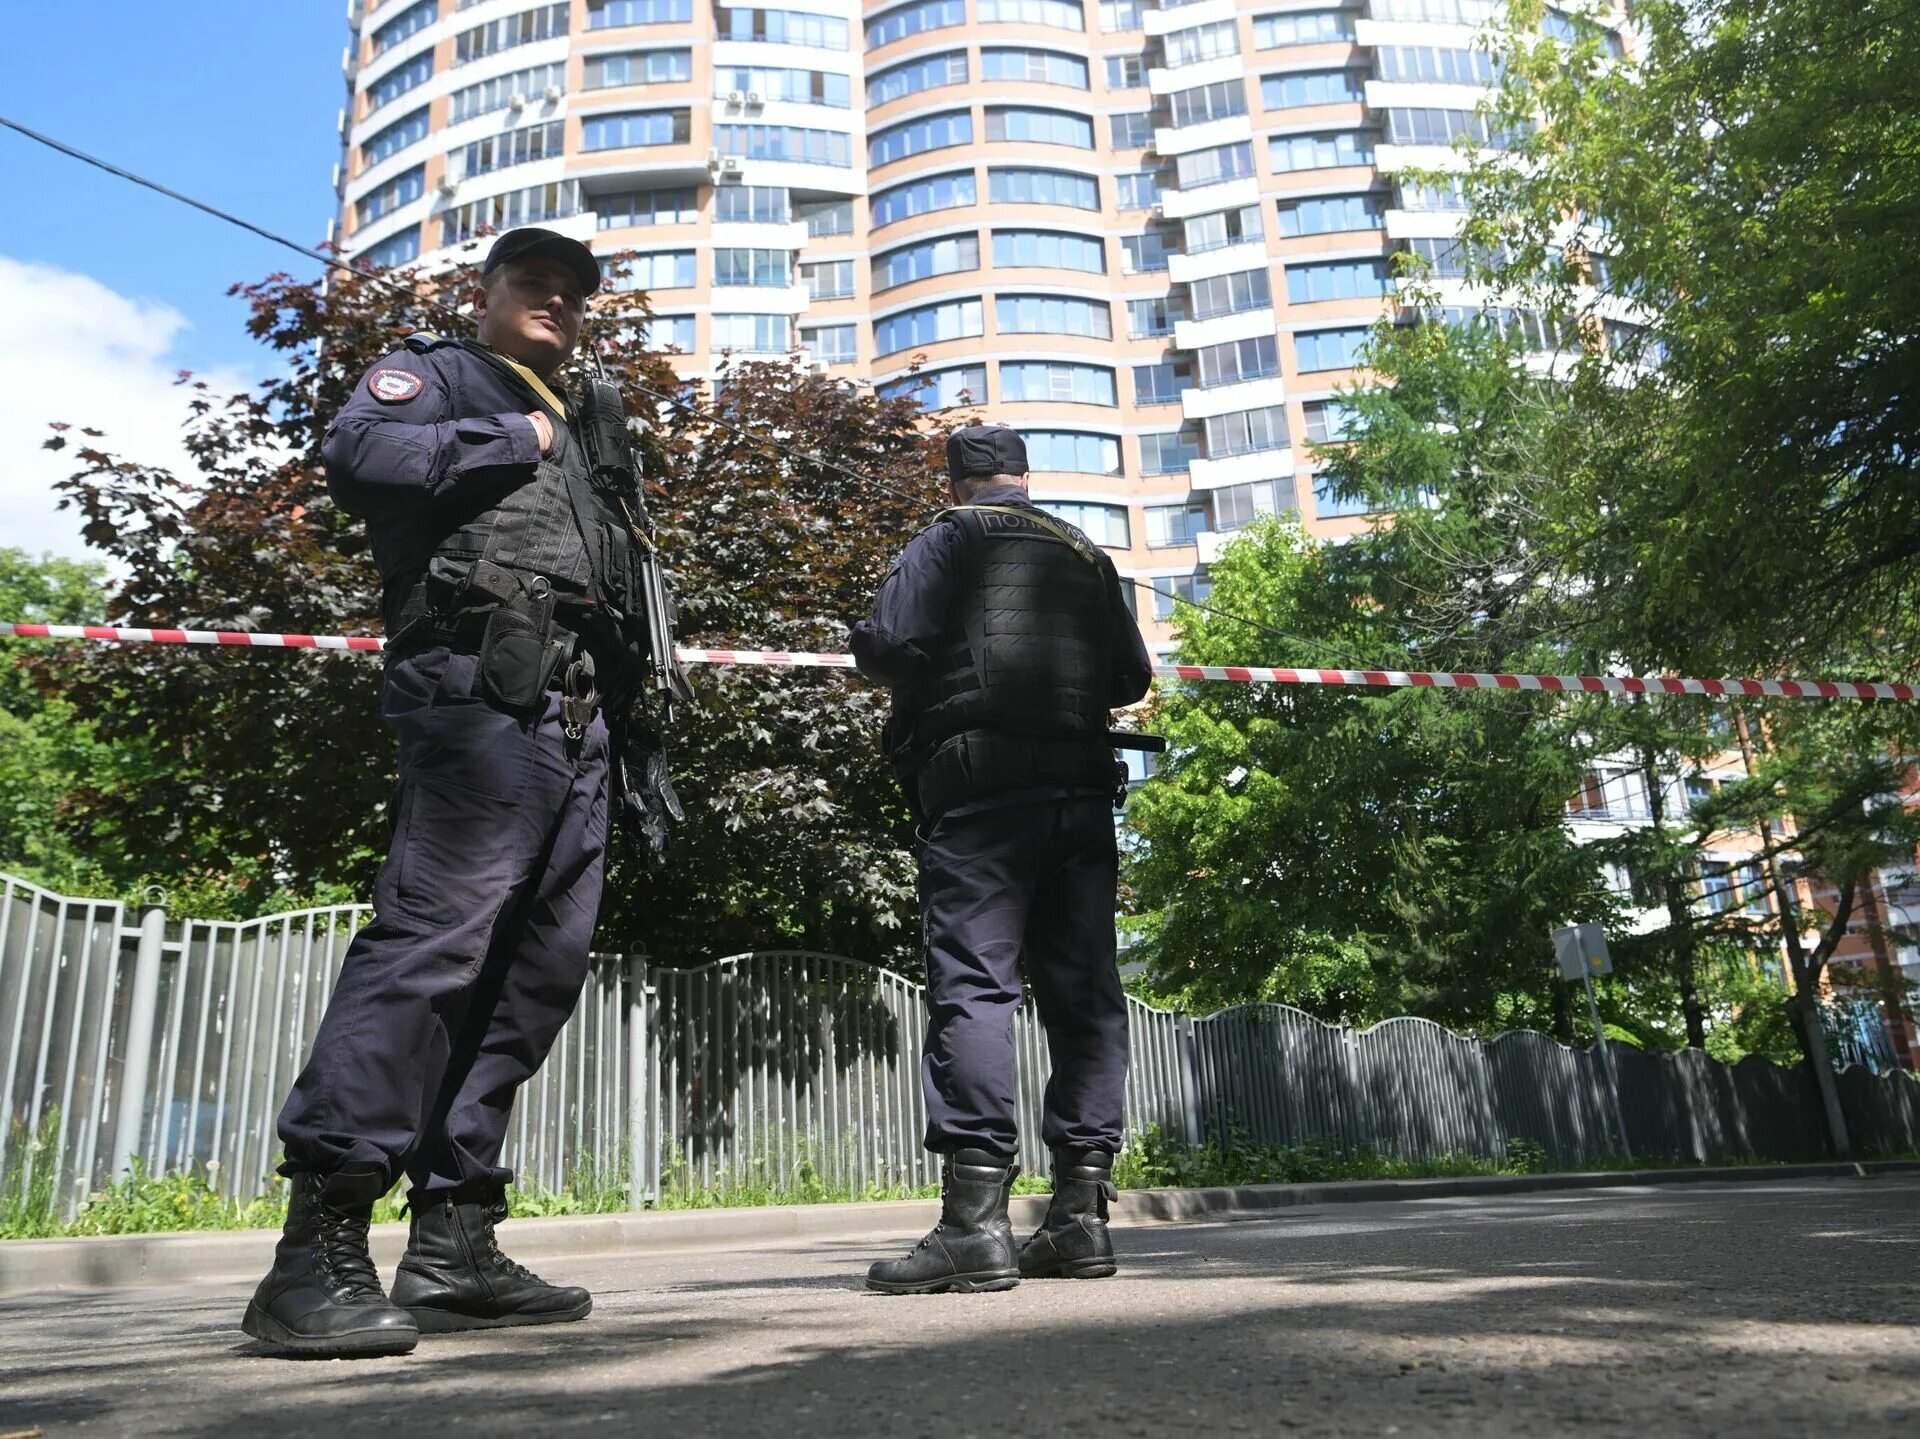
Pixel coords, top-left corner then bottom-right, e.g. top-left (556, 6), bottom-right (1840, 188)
top-left (853, 424), bottom-right (1153, 1294)
top-left (243, 227), bottom-right (682, 1355)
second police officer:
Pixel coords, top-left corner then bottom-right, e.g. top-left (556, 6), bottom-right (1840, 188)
top-left (243, 228), bottom-right (683, 1356)
top-left (853, 424), bottom-right (1154, 1293)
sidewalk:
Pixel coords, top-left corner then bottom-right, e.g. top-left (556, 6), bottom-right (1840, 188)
top-left (5, 1157), bottom-right (1913, 1296)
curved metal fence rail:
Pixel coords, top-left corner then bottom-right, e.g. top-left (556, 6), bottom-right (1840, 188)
top-left (2, 870), bottom-right (1917, 1218)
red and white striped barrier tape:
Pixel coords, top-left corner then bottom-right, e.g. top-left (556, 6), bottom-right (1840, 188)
top-left (3, 624), bottom-right (1914, 701)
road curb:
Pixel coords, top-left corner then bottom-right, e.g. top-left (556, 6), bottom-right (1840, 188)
top-left (3, 1159), bottom-right (1914, 1297)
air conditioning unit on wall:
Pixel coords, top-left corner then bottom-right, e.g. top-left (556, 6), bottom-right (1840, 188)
top-left (508, 91), bottom-right (526, 111)
top-left (745, 91), bottom-right (765, 108)
top-left (727, 90), bottom-right (746, 107)
top-left (719, 156), bottom-right (745, 178)
top-left (438, 176), bottom-right (459, 197)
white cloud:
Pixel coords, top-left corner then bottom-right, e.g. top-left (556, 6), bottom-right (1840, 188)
top-left (0, 255), bottom-right (257, 563)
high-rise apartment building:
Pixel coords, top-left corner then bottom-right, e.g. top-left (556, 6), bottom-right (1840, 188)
top-left (333, 0), bottom-right (1625, 649)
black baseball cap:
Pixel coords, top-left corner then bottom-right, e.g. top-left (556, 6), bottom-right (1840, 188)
top-left (946, 425), bottom-right (1029, 482)
top-left (482, 227), bottom-right (602, 296)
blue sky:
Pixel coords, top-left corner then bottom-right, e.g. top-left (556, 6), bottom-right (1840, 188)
top-left (1, 3), bottom-right (347, 556)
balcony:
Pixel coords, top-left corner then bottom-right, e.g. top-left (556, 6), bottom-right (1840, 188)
top-left (1142, 0), bottom-right (1237, 36)
top-left (708, 282), bottom-right (814, 315)
top-left (1190, 445), bottom-right (1293, 490)
top-left (1148, 55), bottom-right (1245, 96)
top-left (1182, 374), bottom-right (1286, 421)
top-left (1157, 175), bottom-right (1260, 221)
top-left (1152, 114), bottom-right (1253, 159)
top-left (1168, 240), bottom-right (1269, 285)
top-left (1174, 306), bottom-right (1274, 351)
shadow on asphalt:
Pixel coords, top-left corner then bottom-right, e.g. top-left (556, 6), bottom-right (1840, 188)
top-left (1, 1181), bottom-right (1915, 1438)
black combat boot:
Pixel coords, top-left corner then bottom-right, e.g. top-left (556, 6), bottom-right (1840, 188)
top-left (1019, 1148), bottom-right (1119, 1279)
top-left (866, 1148), bottom-right (1021, 1295)
top-left (390, 1185), bottom-right (592, 1331)
top-left (241, 1170), bottom-right (419, 1356)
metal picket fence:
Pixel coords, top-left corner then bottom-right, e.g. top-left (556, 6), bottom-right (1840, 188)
top-left (4, 871), bottom-right (1918, 1219)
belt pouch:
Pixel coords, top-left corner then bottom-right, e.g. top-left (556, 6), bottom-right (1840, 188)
top-left (477, 593), bottom-right (558, 716)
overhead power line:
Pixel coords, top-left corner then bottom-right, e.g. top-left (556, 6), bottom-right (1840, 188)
top-left (1, 111), bottom-right (1371, 670)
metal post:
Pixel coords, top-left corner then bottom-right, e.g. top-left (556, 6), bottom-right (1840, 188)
top-left (1584, 973), bottom-right (1631, 1157)
top-left (1174, 1013), bottom-right (1205, 1145)
top-left (626, 953), bottom-right (650, 1211)
top-left (109, 893), bottom-right (167, 1180)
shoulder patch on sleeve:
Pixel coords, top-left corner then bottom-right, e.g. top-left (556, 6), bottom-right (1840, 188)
top-left (367, 368), bottom-right (426, 404)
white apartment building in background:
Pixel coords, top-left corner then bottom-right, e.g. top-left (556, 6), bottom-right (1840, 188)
top-left (333, 0), bottom-right (1628, 651)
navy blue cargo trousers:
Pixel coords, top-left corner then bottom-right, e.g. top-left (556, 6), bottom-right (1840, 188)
top-left (918, 794), bottom-right (1130, 1159)
top-left (277, 646), bottom-right (609, 1198)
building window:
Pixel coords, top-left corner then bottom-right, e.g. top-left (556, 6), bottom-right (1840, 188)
top-left (985, 108), bottom-right (1095, 147)
top-left (1106, 54), bottom-right (1146, 88)
top-left (1394, 179), bottom-right (1468, 212)
top-left (596, 187), bottom-right (698, 227)
top-left (586, 49), bottom-right (694, 87)
top-left (1120, 231), bottom-right (1178, 274)
top-left (871, 111), bottom-right (974, 166)
top-left (442, 180), bottom-right (583, 244)
top-left (451, 121), bottom-right (564, 181)
top-left (362, 107), bottom-right (429, 168)
top-left (981, 49), bottom-right (1090, 87)
top-left (1204, 405), bottom-right (1288, 457)
top-left (711, 314), bottom-right (791, 352)
top-left (1269, 130), bottom-right (1374, 172)
top-left (1100, 0), bottom-right (1143, 31)
top-left (995, 293), bottom-right (1112, 337)
top-left (1213, 479), bottom-right (1289, 530)
top-left (448, 63), bottom-right (564, 123)
top-left (873, 173), bottom-right (977, 229)
top-left (866, 0), bottom-right (966, 47)
top-left (582, 109), bottom-right (692, 150)
top-left (635, 314), bottom-right (697, 350)
top-left (1286, 259), bottom-right (1393, 303)
top-left (589, 0), bottom-right (695, 26)
top-left (874, 297), bottom-right (986, 354)
top-left (1252, 9), bottom-right (1355, 47)
top-left (868, 51), bottom-right (969, 106)
top-left (455, 4), bottom-right (569, 66)
top-left (1132, 359), bottom-right (1194, 406)
top-left (1369, 0), bottom-right (1500, 21)
top-left (878, 364), bottom-right (987, 411)
top-left (714, 248), bottom-right (793, 287)
top-left (1301, 398), bottom-right (1357, 443)
top-left (1127, 294), bottom-right (1186, 337)
top-left (1023, 430), bottom-right (1122, 475)
top-left (992, 230), bottom-right (1106, 272)
top-left (802, 259), bottom-right (855, 299)
top-left (1385, 108), bottom-right (1523, 148)
top-left (873, 234), bottom-right (982, 291)
top-left (989, 168), bottom-right (1098, 209)
top-left (978, 0), bottom-right (1086, 29)
top-left (1109, 111), bottom-right (1155, 149)
top-left (372, 1), bottom-right (437, 55)
top-left (607, 250), bottom-right (698, 290)
top-left (366, 51), bottom-right (433, 112)
top-left (714, 186), bottom-right (793, 223)
top-left (1151, 571), bottom-right (1212, 620)
top-left (1187, 268), bottom-right (1270, 320)
top-left (798, 198), bottom-right (855, 235)
top-left (358, 164), bottom-right (425, 225)
top-left (1146, 503), bottom-right (1206, 548)
top-left (1261, 68), bottom-right (1364, 109)
top-left (1375, 46), bottom-right (1501, 85)
top-left (1294, 327), bottom-right (1369, 372)
top-left (1175, 140), bottom-right (1256, 189)
top-left (716, 124), bottom-right (854, 166)
top-left (1036, 501), bottom-right (1130, 548)
top-left (1167, 79), bottom-right (1246, 128)
top-left (1162, 20), bottom-right (1239, 67)
top-left (801, 323), bottom-right (859, 362)
top-left (1001, 361), bottom-right (1117, 405)
top-left (714, 67), bottom-right (851, 106)
top-left (721, 7), bottom-right (850, 46)
top-left (1139, 428), bottom-right (1202, 474)
top-left (1184, 204), bottom-right (1262, 254)
top-left (1312, 473), bottom-right (1375, 518)
top-left (361, 224), bottom-right (421, 269)
top-left (1195, 334), bottom-right (1279, 388)
top-left (1115, 171), bottom-right (1160, 210)
top-left (1276, 192), bottom-right (1382, 237)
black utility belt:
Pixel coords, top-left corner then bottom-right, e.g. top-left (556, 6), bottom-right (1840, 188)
top-left (915, 729), bottom-right (1123, 819)
top-left (398, 604), bottom-right (597, 721)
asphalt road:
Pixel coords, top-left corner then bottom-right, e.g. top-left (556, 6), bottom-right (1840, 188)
top-left (2, 1176), bottom-right (1915, 1439)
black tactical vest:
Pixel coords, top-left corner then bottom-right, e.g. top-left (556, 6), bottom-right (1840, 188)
top-left (369, 340), bottom-right (648, 687)
top-left (907, 503), bottom-right (1118, 813)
